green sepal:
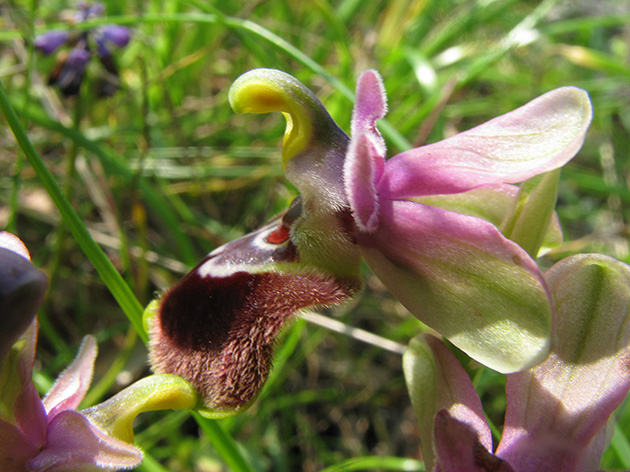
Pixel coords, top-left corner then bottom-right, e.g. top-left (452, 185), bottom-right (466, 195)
top-left (500, 169), bottom-right (561, 258)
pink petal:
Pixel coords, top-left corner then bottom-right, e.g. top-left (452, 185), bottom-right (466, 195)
top-left (359, 199), bottom-right (552, 373)
top-left (14, 381), bottom-right (47, 449)
top-left (496, 254), bottom-right (630, 472)
top-left (379, 87), bottom-right (592, 198)
top-left (344, 132), bottom-right (385, 232)
top-left (579, 421), bottom-right (611, 472)
top-left (433, 410), bottom-right (516, 472)
top-left (14, 322), bottom-right (47, 448)
top-left (351, 69), bottom-right (387, 156)
top-left (0, 418), bottom-right (40, 470)
top-left (27, 410), bottom-right (142, 472)
top-left (44, 336), bottom-right (97, 419)
top-left (403, 334), bottom-right (492, 471)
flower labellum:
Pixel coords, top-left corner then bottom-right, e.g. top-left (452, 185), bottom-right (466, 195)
top-left (146, 208), bottom-right (360, 415)
top-left (147, 69), bottom-right (592, 412)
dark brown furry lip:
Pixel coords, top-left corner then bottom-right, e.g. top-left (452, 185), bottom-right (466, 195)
top-left (149, 268), bottom-right (360, 411)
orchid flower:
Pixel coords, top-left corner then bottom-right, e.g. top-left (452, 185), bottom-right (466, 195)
top-left (343, 70), bottom-right (591, 373)
top-left (145, 69), bottom-right (592, 414)
top-left (0, 232), bottom-right (142, 471)
top-left (403, 253), bottom-right (630, 472)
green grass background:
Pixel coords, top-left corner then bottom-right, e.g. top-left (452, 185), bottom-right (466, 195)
top-left (1, 0), bottom-right (630, 470)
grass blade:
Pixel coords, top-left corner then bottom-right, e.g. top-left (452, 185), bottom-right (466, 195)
top-left (0, 78), bottom-right (147, 342)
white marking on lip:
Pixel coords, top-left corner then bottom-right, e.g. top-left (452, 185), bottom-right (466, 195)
top-left (198, 226), bottom-right (291, 279)
top-left (208, 245), bottom-right (225, 257)
top-left (197, 260), bottom-right (257, 278)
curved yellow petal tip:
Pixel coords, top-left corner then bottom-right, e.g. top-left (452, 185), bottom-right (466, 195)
top-left (229, 69), bottom-right (327, 168)
top-left (82, 374), bottom-right (199, 444)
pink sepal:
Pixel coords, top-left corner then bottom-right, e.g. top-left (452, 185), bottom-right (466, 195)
top-left (27, 410), bottom-right (142, 472)
top-left (360, 199), bottom-right (551, 373)
top-left (433, 410), bottom-right (516, 472)
top-left (44, 336), bottom-right (97, 420)
top-left (496, 254), bottom-right (630, 471)
top-left (379, 87), bottom-right (592, 199)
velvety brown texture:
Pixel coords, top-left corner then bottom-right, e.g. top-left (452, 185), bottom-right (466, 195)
top-left (150, 269), bottom-right (358, 412)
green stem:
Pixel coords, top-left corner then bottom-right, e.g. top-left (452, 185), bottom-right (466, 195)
top-left (7, 0), bottom-right (39, 232)
top-left (40, 98), bottom-right (84, 352)
top-left (191, 412), bottom-right (255, 472)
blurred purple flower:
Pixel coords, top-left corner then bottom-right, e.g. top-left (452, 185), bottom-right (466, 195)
top-left (96, 25), bottom-right (131, 55)
top-left (404, 254), bottom-right (630, 472)
top-left (33, 31), bottom-right (69, 55)
top-left (34, 2), bottom-right (131, 97)
top-left (51, 48), bottom-right (91, 97)
top-left (0, 233), bottom-right (142, 471)
top-left (75, 1), bottom-right (105, 21)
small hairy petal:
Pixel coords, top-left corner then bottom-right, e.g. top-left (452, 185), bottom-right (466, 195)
top-left (344, 132), bottom-right (384, 232)
top-left (27, 410), bottom-right (142, 472)
top-left (403, 334), bottom-right (492, 471)
top-left (434, 410), bottom-right (516, 472)
top-left (379, 87), bottom-right (592, 198)
top-left (351, 69), bottom-right (387, 155)
top-left (359, 199), bottom-right (552, 373)
top-left (496, 254), bottom-right (630, 472)
top-left (44, 336), bottom-right (97, 420)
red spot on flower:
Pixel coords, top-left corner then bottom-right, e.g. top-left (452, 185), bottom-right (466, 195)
top-left (266, 225), bottom-right (290, 244)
